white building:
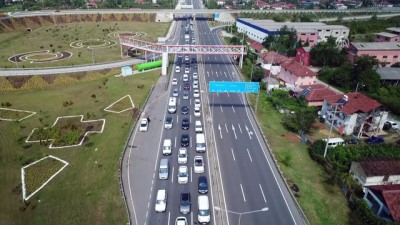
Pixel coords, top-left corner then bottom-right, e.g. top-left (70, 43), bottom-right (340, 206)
top-left (236, 18), bottom-right (349, 46)
top-left (350, 159), bottom-right (400, 188)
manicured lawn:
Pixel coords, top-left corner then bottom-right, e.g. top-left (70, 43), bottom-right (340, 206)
top-left (248, 92), bottom-right (350, 225)
top-left (0, 21), bottom-right (169, 68)
top-left (0, 69), bottom-right (160, 225)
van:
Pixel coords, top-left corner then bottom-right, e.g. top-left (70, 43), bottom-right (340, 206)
top-left (196, 133), bottom-right (206, 152)
top-left (155, 189), bottom-right (167, 212)
top-left (195, 120), bottom-right (203, 133)
top-left (323, 138), bottom-right (345, 148)
top-left (198, 195), bottom-right (210, 224)
top-left (159, 158), bottom-right (169, 180)
top-left (163, 139), bottom-right (172, 155)
top-left (168, 97), bottom-right (177, 114)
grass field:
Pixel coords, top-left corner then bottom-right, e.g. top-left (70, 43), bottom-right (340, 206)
top-left (0, 69), bottom-right (160, 225)
top-left (248, 92), bottom-right (350, 225)
top-left (0, 22), bottom-right (169, 68)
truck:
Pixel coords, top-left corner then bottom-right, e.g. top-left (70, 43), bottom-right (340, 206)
top-left (185, 34), bottom-right (190, 42)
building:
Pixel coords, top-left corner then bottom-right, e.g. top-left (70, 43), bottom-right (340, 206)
top-left (350, 158), bottom-right (400, 187)
top-left (347, 42), bottom-right (400, 67)
top-left (278, 59), bottom-right (317, 87)
top-left (377, 67), bottom-right (400, 86)
top-left (295, 47), bottom-right (311, 66)
top-left (386, 27), bottom-right (400, 35)
top-left (375, 32), bottom-right (400, 42)
top-left (295, 83), bottom-right (341, 107)
top-left (249, 41), bottom-right (265, 54)
top-left (236, 18), bottom-right (349, 47)
top-left (363, 185), bottom-right (400, 222)
top-left (321, 92), bottom-right (387, 136)
top-left (258, 51), bottom-right (291, 76)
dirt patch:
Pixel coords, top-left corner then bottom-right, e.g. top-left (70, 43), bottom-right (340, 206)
top-left (283, 133), bottom-right (301, 144)
top-left (314, 121), bottom-right (326, 130)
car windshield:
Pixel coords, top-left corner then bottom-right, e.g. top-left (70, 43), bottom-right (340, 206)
top-left (199, 210), bottom-right (210, 216)
top-left (199, 182), bottom-right (207, 188)
top-left (179, 171), bottom-right (187, 177)
top-left (179, 153), bottom-right (186, 157)
top-left (140, 123), bottom-right (146, 127)
top-left (160, 168), bottom-right (167, 173)
top-left (195, 159), bottom-right (202, 166)
top-left (156, 200), bottom-right (165, 204)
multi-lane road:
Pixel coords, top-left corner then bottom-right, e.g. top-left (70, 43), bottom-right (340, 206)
top-left (122, 0), bottom-right (306, 224)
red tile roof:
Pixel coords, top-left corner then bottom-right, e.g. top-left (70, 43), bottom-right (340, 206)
top-left (281, 60), bottom-right (317, 77)
top-left (250, 42), bottom-right (264, 51)
top-left (299, 84), bottom-right (340, 102)
top-left (259, 51), bottom-right (290, 64)
top-left (368, 184), bottom-right (400, 222)
top-left (256, 0), bottom-right (269, 7)
top-left (359, 158), bottom-right (400, 177)
top-left (325, 92), bottom-right (382, 115)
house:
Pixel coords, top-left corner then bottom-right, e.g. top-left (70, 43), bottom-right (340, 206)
top-left (363, 184), bottom-right (400, 222)
top-left (377, 67), bottom-right (400, 86)
top-left (375, 32), bottom-right (400, 42)
top-left (256, 0), bottom-right (269, 9)
top-left (386, 27), bottom-right (400, 35)
top-left (249, 41), bottom-right (265, 54)
top-left (236, 18), bottom-right (349, 47)
top-left (321, 92), bottom-right (387, 136)
top-left (347, 42), bottom-right (400, 67)
top-left (295, 84), bottom-right (341, 107)
top-left (278, 59), bottom-right (317, 87)
top-left (217, 0), bottom-right (225, 5)
top-left (258, 51), bottom-right (290, 76)
top-left (350, 158), bottom-right (400, 187)
top-left (295, 47), bottom-right (311, 66)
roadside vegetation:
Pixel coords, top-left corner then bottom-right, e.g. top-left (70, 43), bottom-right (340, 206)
top-left (0, 69), bottom-right (160, 225)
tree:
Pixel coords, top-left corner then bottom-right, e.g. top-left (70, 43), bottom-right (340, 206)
top-left (230, 36), bottom-right (241, 45)
top-left (351, 55), bottom-right (379, 82)
top-left (310, 36), bottom-right (347, 67)
top-left (282, 107), bottom-right (318, 134)
top-left (358, 69), bottom-right (381, 93)
top-left (0, 0), bottom-right (5, 8)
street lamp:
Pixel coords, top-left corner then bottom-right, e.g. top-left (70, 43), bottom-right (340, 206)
top-left (214, 206), bottom-right (269, 225)
top-left (355, 81), bottom-right (365, 92)
top-left (323, 102), bottom-right (344, 158)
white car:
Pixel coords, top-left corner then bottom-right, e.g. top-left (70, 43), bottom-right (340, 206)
top-left (194, 156), bottom-right (204, 173)
top-left (172, 78), bottom-right (178, 86)
top-left (173, 88), bottom-right (179, 97)
top-left (193, 81), bottom-right (198, 89)
top-left (164, 117), bottom-right (173, 129)
top-left (194, 107), bottom-right (201, 117)
top-left (185, 55), bottom-right (189, 61)
top-left (194, 99), bottom-right (201, 108)
top-left (155, 190), bottom-right (167, 212)
top-left (175, 217), bottom-right (187, 225)
top-left (178, 166), bottom-right (189, 184)
top-left (192, 72), bottom-right (198, 80)
top-left (185, 68), bottom-right (190, 74)
top-left (178, 148), bottom-right (188, 164)
top-left (175, 66), bottom-right (180, 73)
top-left (139, 118), bottom-right (148, 132)
top-left (193, 89), bottom-right (200, 98)
top-left (183, 74), bottom-right (189, 82)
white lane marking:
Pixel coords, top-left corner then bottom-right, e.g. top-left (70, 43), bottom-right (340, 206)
top-left (191, 212), bottom-right (194, 225)
top-left (245, 125), bottom-right (252, 140)
top-left (227, 92), bottom-right (230, 97)
top-left (231, 148), bottom-right (235, 161)
top-left (174, 136), bottom-right (177, 148)
top-left (207, 71), bottom-right (209, 77)
top-left (225, 123), bottom-right (228, 133)
top-left (216, 72), bottom-right (219, 77)
top-left (190, 166), bottom-right (193, 183)
top-left (232, 124), bottom-right (237, 139)
top-left (176, 114), bottom-right (179, 124)
top-left (190, 114), bottom-right (192, 123)
top-left (220, 105), bottom-right (223, 112)
top-left (178, 98), bottom-right (181, 105)
top-left (259, 184), bottom-right (267, 203)
top-left (171, 167), bottom-right (174, 183)
top-left (190, 137), bottom-right (192, 148)
top-left (240, 184), bottom-right (246, 202)
top-left (232, 105), bottom-right (235, 113)
top-left (224, 71), bottom-right (227, 77)
top-left (168, 211), bottom-right (171, 225)
top-left (218, 124), bottom-right (223, 139)
top-left (247, 148), bottom-right (253, 162)
top-left (190, 98), bottom-right (192, 105)
top-left (238, 123), bottom-right (242, 133)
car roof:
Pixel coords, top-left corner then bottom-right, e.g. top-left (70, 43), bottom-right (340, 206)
top-left (199, 176), bottom-right (207, 182)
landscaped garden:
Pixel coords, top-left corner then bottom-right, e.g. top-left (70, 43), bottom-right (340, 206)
top-left (0, 68), bottom-right (160, 225)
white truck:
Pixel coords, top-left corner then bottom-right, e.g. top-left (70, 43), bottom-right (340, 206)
top-left (185, 34), bottom-right (190, 44)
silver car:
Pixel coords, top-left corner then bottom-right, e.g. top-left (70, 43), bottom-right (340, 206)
top-left (183, 91), bottom-right (189, 100)
top-left (173, 88), bottom-right (179, 97)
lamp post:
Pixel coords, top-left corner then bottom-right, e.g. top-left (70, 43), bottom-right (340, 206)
top-left (214, 206), bottom-right (269, 225)
top-left (355, 82), bottom-right (365, 92)
top-left (323, 102), bottom-right (343, 158)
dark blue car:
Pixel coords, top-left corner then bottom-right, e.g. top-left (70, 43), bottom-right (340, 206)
top-left (365, 136), bottom-right (384, 144)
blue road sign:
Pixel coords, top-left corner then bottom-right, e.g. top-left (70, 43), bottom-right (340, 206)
top-left (209, 81), bottom-right (259, 93)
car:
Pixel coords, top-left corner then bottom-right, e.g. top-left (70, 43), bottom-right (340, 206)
top-left (365, 136), bottom-right (384, 144)
top-left (178, 166), bottom-right (188, 184)
top-left (194, 156), bottom-right (204, 173)
top-left (180, 192), bottom-right (191, 214)
top-left (193, 63), bottom-right (198, 69)
top-left (185, 55), bottom-right (189, 61)
top-left (175, 66), bottom-right (180, 73)
top-left (178, 55), bottom-right (183, 58)
top-left (193, 89), bottom-right (200, 98)
top-left (172, 78), bottom-right (178, 86)
top-left (183, 91), bottom-right (189, 100)
top-left (194, 99), bottom-right (201, 108)
top-left (178, 148), bottom-right (188, 164)
top-left (385, 120), bottom-right (399, 130)
top-left (139, 118), bottom-right (148, 132)
top-left (191, 40), bottom-right (195, 44)
top-left (198, 176), bottom-right (208, 194)
top-left (346, 138), bottom-right (359, 145)
top-left (175, 217), bottom-right (187, 225)
top-left (192, 72), bottom-right (198, 80)
top-left (165, 117), bottom-right (173, 129)
top-left (173, 88), bottom-right (179, 97)
top-left (181, 134), bottom-right (190, 147)
top-left (183, 83), bottom-right (190, 90)
top-left (185, 68), bottom-right (190, 74)
top-left (191, 57), bottom-right (197, 63)
top-left (193, 81), bottom-right (199, 89)
top-left (181, 106), bottom-right (189, 115)
top-left (155, 190), bottom-right (167, 212)
top-left (182, 117), bottom-right (190, 130)
top-left (183, 74), bottom-right (189, 82)
top-left (194, 107), bottom-right (201, 117)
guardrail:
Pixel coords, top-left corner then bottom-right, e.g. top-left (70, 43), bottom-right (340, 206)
top-left (118, 84), bottom-right (155, 225)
